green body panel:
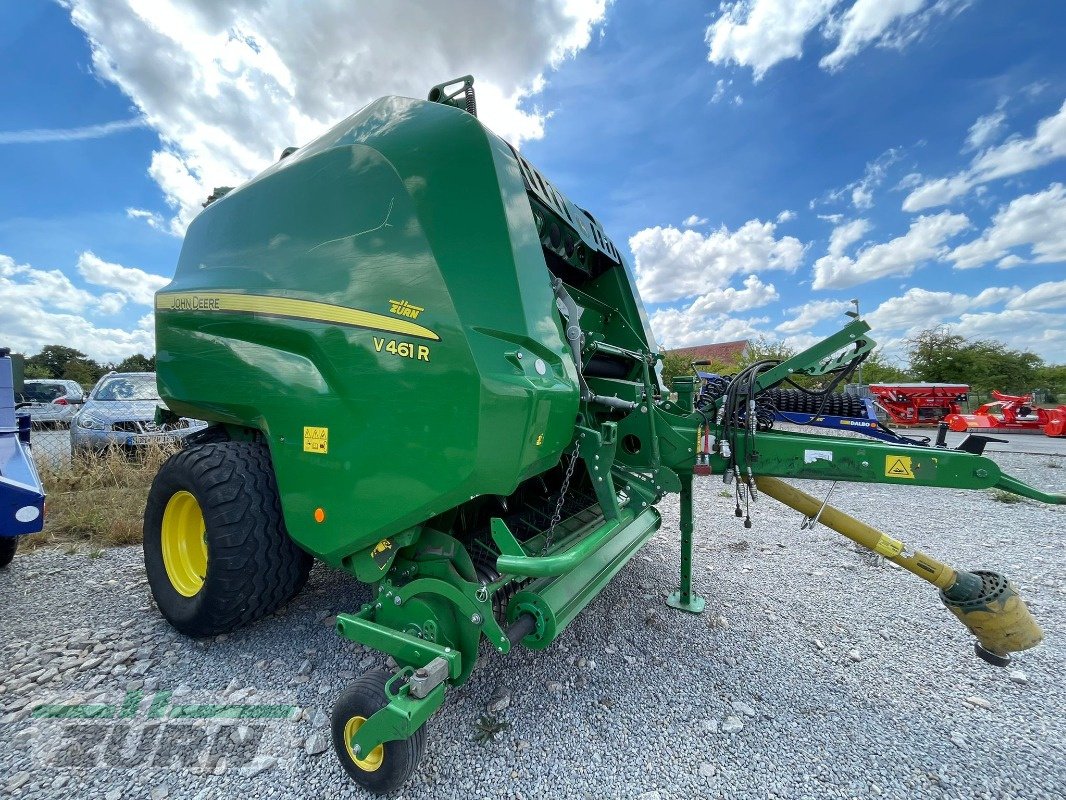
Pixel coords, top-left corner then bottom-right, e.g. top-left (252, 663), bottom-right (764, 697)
top-left (156, 97), bottom-right (603, 564)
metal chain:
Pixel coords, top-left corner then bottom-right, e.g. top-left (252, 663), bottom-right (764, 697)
top-left (542, 449), bottom-right (579, 555)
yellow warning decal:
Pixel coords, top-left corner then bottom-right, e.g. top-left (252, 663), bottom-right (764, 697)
top-left (303, 426), bottom-right (328, 454)
top-left (370, 539), bottom-right (394, 569)
top-left (873, 533), bottom-right (904, 558)
top-left (885, 455), bottom-right (915, 479)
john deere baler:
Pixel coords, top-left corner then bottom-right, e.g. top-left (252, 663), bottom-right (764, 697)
top-left (146, 77), bottom-right (1062, 794)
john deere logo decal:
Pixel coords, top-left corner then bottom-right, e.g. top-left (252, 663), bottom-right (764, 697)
top-left (156, 292), bottom-right (439, 341)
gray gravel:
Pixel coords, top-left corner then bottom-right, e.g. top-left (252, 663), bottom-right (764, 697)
top-left (1, 448), bottom-right (1064, 799)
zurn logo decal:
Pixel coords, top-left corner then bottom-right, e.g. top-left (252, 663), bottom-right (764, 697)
top-left (26, 689), bottom-right (298, 775)
top-left (373, 337), bottom-right (431, 362)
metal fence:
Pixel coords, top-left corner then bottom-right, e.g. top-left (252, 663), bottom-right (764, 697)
top-left (19, 402), bottom-right (206, 475)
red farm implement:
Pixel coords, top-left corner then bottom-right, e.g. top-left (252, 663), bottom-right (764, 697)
top-left (944, 390), bottom-right (1066, 438)
top-left (868, 383), bottom-right (969, 426)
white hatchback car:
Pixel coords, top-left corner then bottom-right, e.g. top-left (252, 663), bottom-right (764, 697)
top-left (18, 379), bottom-right (86, 426)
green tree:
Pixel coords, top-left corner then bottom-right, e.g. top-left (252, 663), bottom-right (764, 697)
top-left (23, 363), bottom-right (52, 379)
top-left (906, 326), bottom-right (1042, 393)
top-left (61, 358), bottom-right (103, 389)
top-left (659, 350), bottom-right (692, 386)
top-left (861, 349), bottom-right (910, 384)
top-left (736, 337), bottom-right (796, 369)
top-left (26, 345), bottom-right (91, 379)
top-left (116, 353), bottom-right (156, 372)
top-left (1035, 364), bottom-right (1066, 403)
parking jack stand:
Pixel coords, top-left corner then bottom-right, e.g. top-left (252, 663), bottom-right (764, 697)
top-left (667, 472), bottom-right (705, 613)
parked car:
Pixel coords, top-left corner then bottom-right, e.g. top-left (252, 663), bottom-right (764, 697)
top-left (70, 372), bottom-right (207, 452)
top-left (17, 379), bottom-right (85, 426)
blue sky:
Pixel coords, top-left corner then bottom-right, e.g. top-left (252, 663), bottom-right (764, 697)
top-left (2, 0), bottom-right (1064, 364)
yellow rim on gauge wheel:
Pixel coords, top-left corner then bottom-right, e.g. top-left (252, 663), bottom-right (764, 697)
top-left (344, 716), bottom-right (384, 772)
top-left (161, 490), bottom-right (207, 596)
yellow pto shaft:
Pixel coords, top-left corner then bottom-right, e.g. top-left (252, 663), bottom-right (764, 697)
top-left (755, 476), bottom-right (1043, 666)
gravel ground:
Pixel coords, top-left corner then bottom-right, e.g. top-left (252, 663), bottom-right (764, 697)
top-left (1, 449), bottom-right (1064, 799)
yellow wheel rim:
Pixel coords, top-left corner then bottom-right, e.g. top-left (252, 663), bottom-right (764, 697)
top-left (344, 716), bottom-right (384, 772)
top-left (161, 490), bottom-right (208, 597)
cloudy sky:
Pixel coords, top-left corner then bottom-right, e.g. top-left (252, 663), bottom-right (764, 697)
top-left (2, 0), bottom-right (1064, 364)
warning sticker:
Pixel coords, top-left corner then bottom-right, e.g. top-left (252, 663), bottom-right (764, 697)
top-left (303, 426), bottom-right (328, 454)
top-left (873, 533), bottom-right (904, 558)
top-left (370, 539), bottom-right (393, 570)
top-left (885, 455), bottom-right (914, 479)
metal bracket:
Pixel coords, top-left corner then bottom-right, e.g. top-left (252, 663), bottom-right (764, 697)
top-left (408, 656), bottom-right (450, 699)
top-left (800, 481), bottom-right (837, 530)
top-left (349, 672), bottom-right (446, 758)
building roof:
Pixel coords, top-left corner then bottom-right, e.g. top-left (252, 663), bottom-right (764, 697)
top-left (668, 339), bottom-right (750, 366)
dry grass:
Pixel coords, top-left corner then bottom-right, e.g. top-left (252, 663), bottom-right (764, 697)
top-left (25, 443), bottom-right (178, 552)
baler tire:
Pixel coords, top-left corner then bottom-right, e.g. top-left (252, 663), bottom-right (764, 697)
top-left (143, 442), bottom-right (312, 637)
top-left (0, 536), bottom-right (17, 568)
top-left (332, 669), bottom-right (426, 795)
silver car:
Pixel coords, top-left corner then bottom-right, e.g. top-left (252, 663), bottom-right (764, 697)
top-left (18, 379), bottom-right (85, 426)
top-left (70, 372), bottom-right (207, 452)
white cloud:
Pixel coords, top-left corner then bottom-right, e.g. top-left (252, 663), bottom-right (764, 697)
top-left (776, 209), bottom-right (796, 223)
top-left (859, 286), bottom-right (1066, 362)
top-left (682, 214), bottom-right (709, 227)
top-left (827, 218), bottom-right (873, 256)
top-left (812, 212), bottom-right (969, 289)
top-left (949, 309), bottom-right (1066, 361)
top-left (963, 103), bottom-right (1007, 152)
top-left (820, 0), bottom-right (925, 71)
top-left (947, 183), bottom-right (1066, 270)
top-left (687, 274), bottom-right (780, 316)
top-left (0, 253), bottom-right (155, 362)
top-left (629, 219), bottom-right (805, 302)
top-left (776, 299), bottom-right (849, 335)
top-left (865, 286), bottom-right (1019, 332)
top-left (903, 100), bottom-right (1066, 211)
top-left (1005, 280), bottom-right (1066, 312)
top-left (97, 292), bottom-right (128, 315)
top-left (899, 174), bottom-right (972, 212)
top-left (65, 0), bottom-right (608, 235)
top-left (76, 251), bottom-right (171, 306)
top-left (0, 117), bottom-right (147, 144)
top-left (707, 0), bottom-right (840, 81)
top-left (706, 0), bottom-right (968, 79)
top-left (649, 307), bottom-right (769, 349)
top-left (126, 207), bottom-right (167, 231)
top-left (0, 254), bottom-right (97, 312)
top-left (820, 147), bottom-right (903, 211)
top-left (645, 273), bottom-right (781, 350)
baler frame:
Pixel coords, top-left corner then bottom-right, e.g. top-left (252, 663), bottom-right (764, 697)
top-left (143, 77), bottom-right (1062, 794)
top-left (328, 318), bottom-right (1062, 761)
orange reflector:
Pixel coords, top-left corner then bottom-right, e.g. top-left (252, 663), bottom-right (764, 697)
top-left (314, 508), bottom-right (326, 523)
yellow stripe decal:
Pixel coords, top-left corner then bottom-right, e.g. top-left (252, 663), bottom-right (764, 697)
top-left (156, 292), bottom-right (440, 341)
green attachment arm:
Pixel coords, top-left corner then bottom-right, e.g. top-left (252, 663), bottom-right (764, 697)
top-left (728, 428), bottom-right (1064, 502)
top-left (336, 610), bottom-right (462, 680)
top-left (994, 473), bottom-right (1066, 505)
top-left (349, 671), bottom-right (446, 758)
top-left (754, 319), bottom-right (873, 390)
